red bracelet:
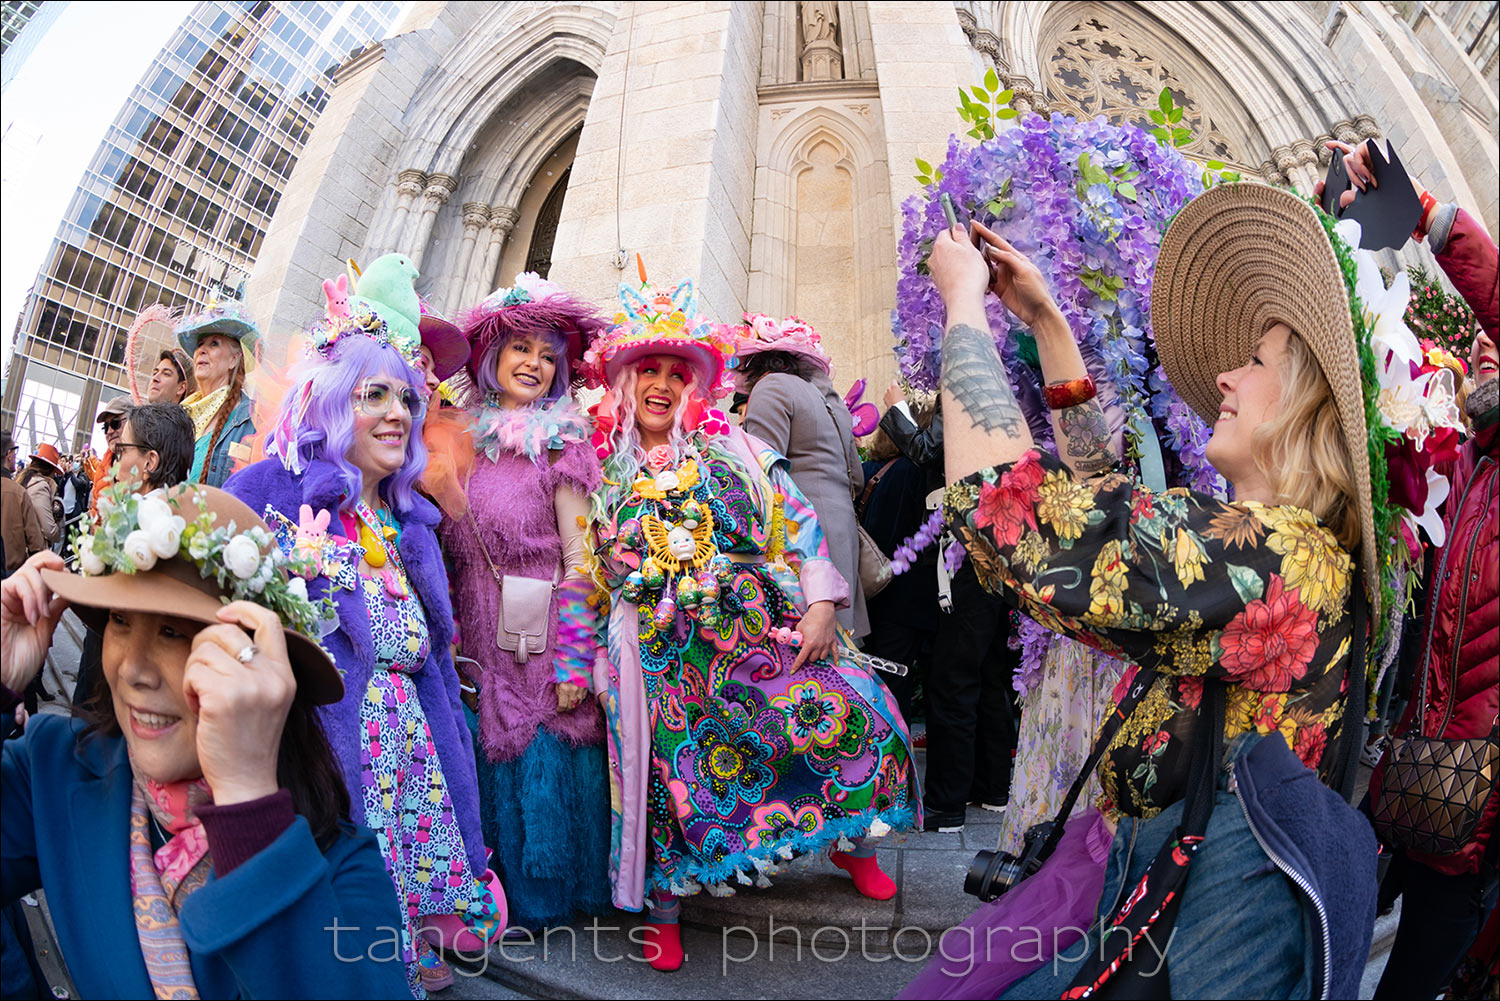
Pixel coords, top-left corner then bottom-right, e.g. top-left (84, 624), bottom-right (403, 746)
top-left (1043, 375), bottom-right (1097, 409)
top-left (1413, 190), bottom-right (1438, 241)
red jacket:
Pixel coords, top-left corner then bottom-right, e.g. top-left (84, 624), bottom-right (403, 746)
top-left (1378, 207), bottom-right (1499, 876)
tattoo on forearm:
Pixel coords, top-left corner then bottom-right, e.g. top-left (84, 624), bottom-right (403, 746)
top-left (942, 324), bottom-right (1024, 436)
top-left (1057, 399), bottom-right (1116, 475)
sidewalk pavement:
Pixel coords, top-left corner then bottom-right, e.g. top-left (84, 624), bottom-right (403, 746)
top-left (436, 753), bottom-right (1399, 1000)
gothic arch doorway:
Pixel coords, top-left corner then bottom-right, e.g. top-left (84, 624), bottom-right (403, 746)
top-left (525, 167), bottom-right (570, 278)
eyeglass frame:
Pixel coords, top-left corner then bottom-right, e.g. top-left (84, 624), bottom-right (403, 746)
top-left (351, 378), bottom-right (426, 422)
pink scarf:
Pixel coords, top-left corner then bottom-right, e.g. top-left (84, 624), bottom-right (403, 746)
top-left (129, 775), bottom-right (214, 999)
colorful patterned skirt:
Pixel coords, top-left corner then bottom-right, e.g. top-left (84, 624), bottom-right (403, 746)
top-left (641, 565), bottom-right (917, 895)
top-left (358, 574), bottom-right (496, 994)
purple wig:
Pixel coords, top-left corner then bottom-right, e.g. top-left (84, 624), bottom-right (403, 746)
top-left (268, 334), bottom-right (428, 514)
top-left (471, 327), bottom-right (572, 403)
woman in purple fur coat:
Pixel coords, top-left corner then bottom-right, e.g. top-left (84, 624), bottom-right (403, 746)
top-left (437, 272), bottom-right (613, 929)
top-left (226, 296), bottom-right (503, 997)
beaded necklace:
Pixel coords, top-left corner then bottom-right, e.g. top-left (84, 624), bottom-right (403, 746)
top-left (350, 499), bottom-right (408, 597)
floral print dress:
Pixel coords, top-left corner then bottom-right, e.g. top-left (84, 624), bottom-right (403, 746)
top-left (946, 450), bottom-right (1355, 818)
top-left (357, 565), bottom-right (497, 993)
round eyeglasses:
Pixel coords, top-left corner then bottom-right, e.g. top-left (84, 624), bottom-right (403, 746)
top-left (353, 380), bottom-right (425, 422)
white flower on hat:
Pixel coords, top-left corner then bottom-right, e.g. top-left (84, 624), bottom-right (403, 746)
top-left (136, 494), bottom-right (174, 534)
top-left (224, 534), bottom-right (262, 580)
top-left (146, 515), bottom-right (185, 560)
top-left (1338, 219), bottom-right (1421, 371)
top-left (513, 271), bottom-right (560, 302)
top-left (122, 530), bottom-right (157, 572)
top-left (77, 535), bottom-right (105, 576)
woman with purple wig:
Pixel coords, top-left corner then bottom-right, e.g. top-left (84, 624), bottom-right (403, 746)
top-left (225, 294), bottom-right (503, 997)
top-left (436, 273), bottom-right (613, 931)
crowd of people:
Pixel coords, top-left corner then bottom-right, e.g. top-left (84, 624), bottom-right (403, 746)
top-left (1, 130), bottom-right (1495, 1000)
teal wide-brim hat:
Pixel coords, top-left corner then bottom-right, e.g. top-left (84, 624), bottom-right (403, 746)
top-left (176, 303), bottom-right (261, 372)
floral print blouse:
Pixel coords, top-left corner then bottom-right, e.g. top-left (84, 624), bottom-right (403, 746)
top-left (945, 450), bottom-right (1355, 818)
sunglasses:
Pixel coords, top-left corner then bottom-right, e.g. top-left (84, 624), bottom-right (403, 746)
top-left (353, 380), bottom-right (425, 421)
top-left (102, 417), bottom-right (125, 432)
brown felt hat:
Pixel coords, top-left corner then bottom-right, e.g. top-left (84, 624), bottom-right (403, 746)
top-left (41, 485), bottom-right (342, 705)
top-left (1152, 182), bottom-right (1376, 605)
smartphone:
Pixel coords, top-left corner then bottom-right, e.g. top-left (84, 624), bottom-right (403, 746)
top-left (940, 192), bottom-right (960, 229)
top-left (1318, 138), bottom-right (1423, 250)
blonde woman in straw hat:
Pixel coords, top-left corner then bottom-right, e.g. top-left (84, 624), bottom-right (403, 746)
top-left (900, 182), bottom-right (1466, 999)
top-left (1, 482), bottom-right (408, 997)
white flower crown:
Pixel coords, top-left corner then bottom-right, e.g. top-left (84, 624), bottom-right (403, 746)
top-left (71, 480), bottom-right (330, 638)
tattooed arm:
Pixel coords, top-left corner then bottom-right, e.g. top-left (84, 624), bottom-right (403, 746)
top-left (1052, 398), bottom-right (1122, 480)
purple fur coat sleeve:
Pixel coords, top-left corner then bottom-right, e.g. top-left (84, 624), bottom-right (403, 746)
top-left (225, 457), bottom-right (489, 879)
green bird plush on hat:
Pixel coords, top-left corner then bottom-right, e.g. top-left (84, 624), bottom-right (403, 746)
top-left (347, 253), bottom-right (421, 357)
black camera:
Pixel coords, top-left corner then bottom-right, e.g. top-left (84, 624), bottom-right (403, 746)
top-left (963, 820), bottom-right (1054, 902)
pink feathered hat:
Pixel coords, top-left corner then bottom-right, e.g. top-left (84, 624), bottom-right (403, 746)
top-left (460, 272), bottom-right (607, 388)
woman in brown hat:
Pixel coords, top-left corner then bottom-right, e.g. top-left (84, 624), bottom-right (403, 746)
top-left (1, 481), bottom-right (407, 997)
top-left (904, 182), bottom-right (1461, 997)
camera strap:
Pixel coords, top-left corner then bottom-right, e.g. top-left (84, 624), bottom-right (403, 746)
top-left (1033, 664), bottom-right (1161, 864)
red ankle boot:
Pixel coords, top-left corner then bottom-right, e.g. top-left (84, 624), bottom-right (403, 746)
top-left (831, 850), bottom-right (897, 900)
top-left (641, 921), bottom-right (684, 971)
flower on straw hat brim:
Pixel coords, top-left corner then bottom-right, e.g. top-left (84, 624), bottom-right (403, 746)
top-left (42, 485), bottom-right (342, 705)
top-left (1151, 182), bottom-right (1376, 603)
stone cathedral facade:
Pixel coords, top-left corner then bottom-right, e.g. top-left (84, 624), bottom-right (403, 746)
top-left (246, 1), bottom-right (1498, 393)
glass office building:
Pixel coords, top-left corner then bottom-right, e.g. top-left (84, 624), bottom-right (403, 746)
top-left (3, 0), bottom-right (399, 453)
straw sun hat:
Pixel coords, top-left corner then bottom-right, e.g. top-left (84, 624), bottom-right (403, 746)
top-left (1151, 182), bottom-right (1377, 603)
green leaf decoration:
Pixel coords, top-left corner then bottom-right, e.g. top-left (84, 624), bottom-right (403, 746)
top-left (997, 107), bottom-right (1018, 120)
top-left (997, 88), bottom-right (1014, 103)
top-left (1116, 181), bottom-right (1138, 201)
top-left (1168, 107), bottom-right (1183, 123)
top-left (1171, 127), bottom-right (1192, 145)
top-left (971, 85), bottom-right (988, 102)
top-left (1207, 160), bottom-right (1226, 170)
top-left (1158, 88), bottom-right (1172, 113)
top-left (1148, 109), bottom-right (1166, 125)
top-left (915, 157), bottom-right (932, 175)
top-left (984, 66), bottom-right (1000, 93)
top-left (1227, 564), bottom-right (1264, 605)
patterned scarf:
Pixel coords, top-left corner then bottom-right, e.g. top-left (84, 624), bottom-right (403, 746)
top-left (128, 775), bottom-right (214, 999)
top-left (180, 386), bottom-right (230, 439)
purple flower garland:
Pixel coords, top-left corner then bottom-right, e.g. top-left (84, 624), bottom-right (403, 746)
top-left (890, 113), bottom-right (1226, 695)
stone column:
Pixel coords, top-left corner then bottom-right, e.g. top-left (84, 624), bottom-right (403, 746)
top-left (383, 169), bottom-right (427, 255)
top-left (407, 173), bottom-right (457, 272)
top-left (444, 203), bottom-right (490, 310)
top-left (465, 206), bottom-right (519, 305)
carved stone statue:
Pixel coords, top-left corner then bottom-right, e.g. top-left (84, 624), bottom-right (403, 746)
top-left (799, 1), bottom-right (843, 81)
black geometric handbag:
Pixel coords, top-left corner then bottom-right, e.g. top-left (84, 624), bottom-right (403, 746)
top-left (1370, 518), bottom-right (1500, 856)
top-left (1371, 728), bottom-right (1498, 855)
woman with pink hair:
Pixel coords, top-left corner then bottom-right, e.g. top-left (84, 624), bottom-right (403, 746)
top-left (584, 276), bottom-right (917, 972)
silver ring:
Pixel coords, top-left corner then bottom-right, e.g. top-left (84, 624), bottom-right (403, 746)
top-left (237, 643), bottom-right (259, 664)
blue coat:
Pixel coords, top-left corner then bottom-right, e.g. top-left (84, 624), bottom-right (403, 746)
top-left (225, 457), bottom-right (487, 879)
top-left (2, 715), bottom-right (409, 998)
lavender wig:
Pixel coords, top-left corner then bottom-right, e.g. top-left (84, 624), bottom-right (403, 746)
top-left (472, 327), bottom-right (572, 403)
top-left (268, 333), bottom-right (428, 513)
